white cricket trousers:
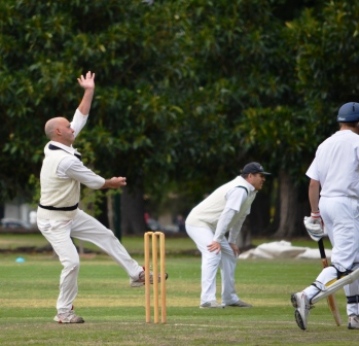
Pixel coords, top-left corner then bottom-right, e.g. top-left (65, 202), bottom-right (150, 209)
top-left (37, 209), bottom-right (142, 314)
top-left (304, 196), bottom-right (359, 316)
top-left (186, 224), bottom-right (240, 305)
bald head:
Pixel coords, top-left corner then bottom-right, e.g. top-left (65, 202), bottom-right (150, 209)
top-left (44, 117), bottom-right (75, 145)
top-left (44, 117), bottom-right (63, 139)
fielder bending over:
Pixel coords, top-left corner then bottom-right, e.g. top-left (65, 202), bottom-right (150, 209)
top-left (185, 162), bottom-right (270, 308)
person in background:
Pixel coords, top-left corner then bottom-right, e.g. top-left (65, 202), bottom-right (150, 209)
top-left (176, 214), bottom-right (186, 233)
top-left (185, 162), bottom-right (270, 308)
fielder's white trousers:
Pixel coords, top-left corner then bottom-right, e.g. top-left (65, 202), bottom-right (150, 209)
top-left (37, 209), bottom-right (142, 314)
top-left (186, 224), bottom-right (240, 305)
top-left (304, 196), bottom-right (359, 316)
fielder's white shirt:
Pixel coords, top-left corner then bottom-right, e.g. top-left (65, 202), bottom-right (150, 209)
top-left (306, 130), bottom-right (359, 197)
top-left (186, 176), bottom-right (257, 243)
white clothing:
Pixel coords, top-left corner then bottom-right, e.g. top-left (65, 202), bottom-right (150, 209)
top-left (37, 210), bottom-right (141, 314)
top-left (186, 225), bottom-right (239, 305)
top-left (37, 109), bottom-right (142, 314)
top-left (186, 176), bottom-right (257, 242)
top-left (57, 148), bottom-right (105, 189)
top-left (71, 109), bottom-right (88, 138)
top-left (37, 142), bottom-right (105, 220)
top-left (185, 176), bottom-right (257, 305)
top-left (306, 130), bottom-right (359, 197)
top-left (38, 146), bottom-right (81, 220)
top-left (304, 129), bottom-right (359, 316)
top-left (320, 197), bottom-right (359, 271)
top-left (37, 109), bottom-right (104, 220)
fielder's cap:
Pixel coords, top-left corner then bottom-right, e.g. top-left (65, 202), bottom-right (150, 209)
top-left (241, 162), bottom-right (271, 175)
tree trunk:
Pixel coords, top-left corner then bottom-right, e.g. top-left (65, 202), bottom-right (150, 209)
top-left (121, 185), bottom-right (146, 235)
top-left (248, 181), bottom-right (273, 236)
top-left (236, 218), bottom-right (252, 251)
top-left (274, 170), bottom-right (299, 238)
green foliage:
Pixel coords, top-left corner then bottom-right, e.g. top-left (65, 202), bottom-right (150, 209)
top-left (287, 2), bottom-right (359, 139)
top-left (2, 0), bottom-right (359, 222)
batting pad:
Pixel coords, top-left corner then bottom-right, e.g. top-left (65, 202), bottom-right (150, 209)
top-left (311, 268), bottom-right (359, 304)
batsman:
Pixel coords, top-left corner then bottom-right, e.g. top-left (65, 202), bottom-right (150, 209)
top-left (291, 102), bottom-right (359, 331)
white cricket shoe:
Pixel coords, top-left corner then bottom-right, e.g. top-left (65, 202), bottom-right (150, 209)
top-left (199, 300), bottom-right (225, 309)
top-left (130, 268), bottom-right (168, 287)
top-left (348, 314), bottom-right (359, 329)
top-left (291, 292), bottom-right (312, 330)
top-left (54, 310), bottom-right (84, 324)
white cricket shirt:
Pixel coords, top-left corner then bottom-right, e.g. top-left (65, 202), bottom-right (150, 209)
top-left (306, 130), bottom-right (359, 197)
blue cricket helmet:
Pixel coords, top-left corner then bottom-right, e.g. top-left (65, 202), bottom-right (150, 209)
top-left (337, 102), bottom-right (359, 122)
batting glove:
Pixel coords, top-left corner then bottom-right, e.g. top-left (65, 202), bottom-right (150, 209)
top-left (303, 211), bottom-right (326, 242)
top-left (310, 211), bottom-right (322, 225)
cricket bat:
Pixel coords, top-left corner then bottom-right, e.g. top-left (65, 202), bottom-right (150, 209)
top-left (318, 238), bottom-right (341, 326)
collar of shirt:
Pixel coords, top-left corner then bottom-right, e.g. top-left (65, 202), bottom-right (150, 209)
top-left (237, 175), bottom-right (257, 195)
top-left (47, 141), bottom-right (77, 155)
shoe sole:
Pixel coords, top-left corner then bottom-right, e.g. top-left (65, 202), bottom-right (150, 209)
top-left (130, 282), bottom-right (145, 287)
top-left (57, 319), bottom-right (85, 324)
top-left (54, 316), bottom-right (85, 323)
top-left (291, 293), bottom-right (309, 330)
top-left (294, 310), bottom-right (306, 330)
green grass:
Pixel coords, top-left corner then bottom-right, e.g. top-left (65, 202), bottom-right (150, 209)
top-left (0, 235), bottom-right (356, 345)
top-left (0, 232), bottom-right (332, 253)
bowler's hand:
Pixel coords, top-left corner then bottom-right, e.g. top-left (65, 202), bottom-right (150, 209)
top-left (110, 177), bottom-right (127, 188)
top-left (102, 177), bottom-right (127, 189)
top-left (207, 241), bottom-right (221, 254)
top-left (77, 71), bottom-right (95, 90)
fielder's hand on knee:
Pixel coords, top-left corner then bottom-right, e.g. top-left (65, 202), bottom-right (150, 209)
top-left (207, 241), bottom-right (221, 254)
top-left (229, 243), bottom-right (239, 257)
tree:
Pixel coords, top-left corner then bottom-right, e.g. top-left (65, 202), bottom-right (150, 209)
top-left (176, 0), bottom-right (312, 237)
top-left (277, 1), bottom-right (359, 235)
top-left (2, 0), bottom-right (358, 239)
